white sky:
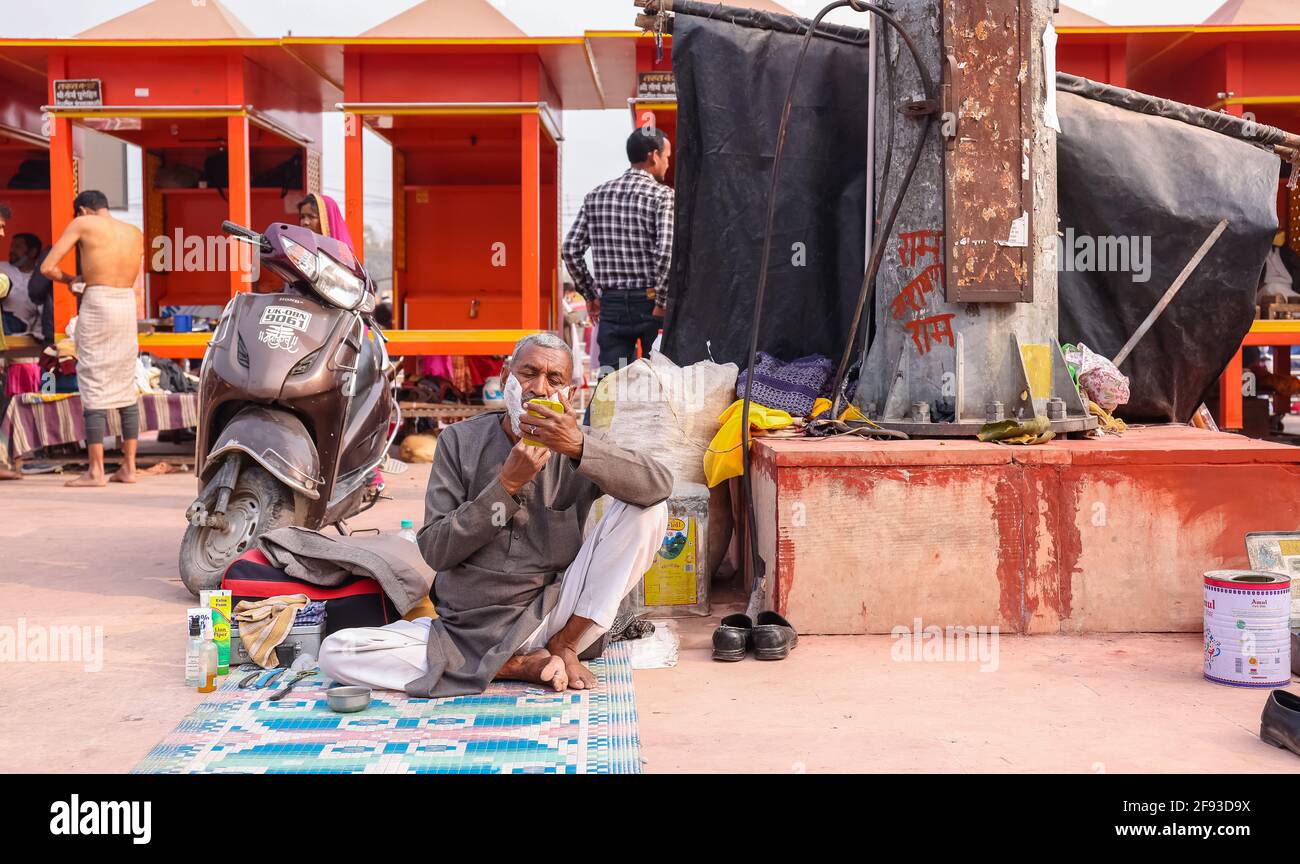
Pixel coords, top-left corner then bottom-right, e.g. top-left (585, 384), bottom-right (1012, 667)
top-left (12, 0), bottom-right (1227, 236)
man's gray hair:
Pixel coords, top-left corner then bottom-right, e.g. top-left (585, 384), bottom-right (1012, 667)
top-left (510, 331), bottom-right (572, 363)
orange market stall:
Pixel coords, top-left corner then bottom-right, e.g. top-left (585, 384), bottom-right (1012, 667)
top-left (0, 44), bottom-right (52, 270)
top-left (12, 0), bottom-right (337, 360)
top-left (284, 0), bottom-right (620, 363)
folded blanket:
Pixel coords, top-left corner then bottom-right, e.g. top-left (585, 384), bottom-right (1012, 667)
top-left (234, 594), bottom-right (309, 668)
top-left (257, 527), bottom-right (435, 615)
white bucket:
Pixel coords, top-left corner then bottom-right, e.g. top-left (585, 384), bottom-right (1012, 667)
top-left (1203, 570), bottom-right (1292, 688)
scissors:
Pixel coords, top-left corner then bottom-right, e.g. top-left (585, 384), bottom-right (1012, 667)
top-left (268, 669), bottom-right (315, 702)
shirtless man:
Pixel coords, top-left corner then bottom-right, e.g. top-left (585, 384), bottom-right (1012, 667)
top-left (40, 190), bottom-right (145, 487)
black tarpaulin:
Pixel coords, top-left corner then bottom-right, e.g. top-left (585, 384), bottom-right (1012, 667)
top-left (1055, 90), bottom-right (1280, 423)
top-left (660, 11), bottom-right (871, 367)
top-left (659, 9), bottom-right (1280, 423)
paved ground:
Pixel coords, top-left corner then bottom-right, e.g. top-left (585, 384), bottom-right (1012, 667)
top-left (1, 455), bottom-right (1297, 773)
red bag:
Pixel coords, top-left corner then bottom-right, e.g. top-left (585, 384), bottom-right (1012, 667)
top-left (221, 549), bottom-right (401, 635)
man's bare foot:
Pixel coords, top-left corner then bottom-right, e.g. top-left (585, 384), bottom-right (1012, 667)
top-left (110, 466), bottom-right (137, 484)
top-left (496, 650), bottom-right (568, 692)
top-left (557, 647), bottom-right (597, 691)
top-left (0, 468), bottom-right (21, 481)
top-left (64, 471), bottom-right (107, 487)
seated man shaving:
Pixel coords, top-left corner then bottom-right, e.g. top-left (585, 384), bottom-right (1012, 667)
top-left (320, 333), bottom-right (671, 695)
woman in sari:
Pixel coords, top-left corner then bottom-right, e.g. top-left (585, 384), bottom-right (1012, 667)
top-left (297, 193), bottom-right (355, 253)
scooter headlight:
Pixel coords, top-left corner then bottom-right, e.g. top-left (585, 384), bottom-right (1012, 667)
top-left (311, 252), bottom-right (366, 311)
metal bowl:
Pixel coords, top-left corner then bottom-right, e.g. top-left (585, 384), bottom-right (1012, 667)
top-left (327, 686), bottom-right (371, 713)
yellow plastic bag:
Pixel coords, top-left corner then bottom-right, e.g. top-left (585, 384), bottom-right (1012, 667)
top-left (703, 399), bottom-right (794, 487)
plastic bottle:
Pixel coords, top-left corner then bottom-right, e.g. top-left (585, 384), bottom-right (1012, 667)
top-left (197, 620), bottom-right (219, 693)
top-left (398, 519), bottom-right (418, 543)
top-left (184, 615), bottom-right (205, 687)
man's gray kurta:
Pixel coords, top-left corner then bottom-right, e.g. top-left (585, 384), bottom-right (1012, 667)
top-left (406, 411), bottom-right (673, 697)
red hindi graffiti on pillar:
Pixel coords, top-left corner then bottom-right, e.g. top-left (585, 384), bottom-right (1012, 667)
top-left (897, 229), bottom-right (943, 268)
top-left (889, 262), bottom-right (946, 320)
top-left (904, 312), bottom-right (956, 356)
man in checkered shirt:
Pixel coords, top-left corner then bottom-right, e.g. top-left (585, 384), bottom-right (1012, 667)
top-left (563, 127), bottom-right (674, 377)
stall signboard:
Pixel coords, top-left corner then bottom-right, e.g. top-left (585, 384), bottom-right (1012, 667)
top-left (636, 72), bottom-right (675, 100)
top-left (53, 79), bottom-right (103, 108)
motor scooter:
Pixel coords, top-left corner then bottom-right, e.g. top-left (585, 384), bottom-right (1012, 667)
top-left (178, 219), bottom-right (398, 594)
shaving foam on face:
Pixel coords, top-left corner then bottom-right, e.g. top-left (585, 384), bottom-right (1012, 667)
top-left (505, 374), bottom-right (572, 437)
top-left (504, 373), bottom-right (525, 435)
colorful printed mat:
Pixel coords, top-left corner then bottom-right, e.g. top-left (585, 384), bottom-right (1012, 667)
top-left (132, 642), bottom-right (641, 774)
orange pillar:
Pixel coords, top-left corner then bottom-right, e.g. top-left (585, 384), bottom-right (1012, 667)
top-left (520, 112), bottom-right (540, 330)
top-left (226, 115), bottom-right (252, 296)
top-left (343, 52), bottom-right (364, 260)
top-left (226, 54), bottom-right (251, 297)
top-left (344, 118), bottom-right (364, 263)
top-left (1220, 348), bottom-right (1243, 430)
top-left (47, 53), bottom-right (77, 332)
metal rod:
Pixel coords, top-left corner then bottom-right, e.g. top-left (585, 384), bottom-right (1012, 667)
top-left (644, 0), bottom-right (871, 46)
top-left (337, 101), bottom-right (562, 141)
top-left (337, 101), bottom-right (548, 110)
top-left (41, 104), bottom-right (244, 113)
top-left (1112, 219), bottom-right (1229, 369)
top-left (862, 16), bottom-right (877, 363)
top-left (247, 110), bottom-right (313, 147)
top-left (0, 122), bottom-right (47, 148)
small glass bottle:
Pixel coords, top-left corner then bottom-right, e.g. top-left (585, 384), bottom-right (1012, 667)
top-left (398, 519), bottom-right (418, 543)
top-left (184, 615), bottom-right (204, 687)
top-left (197, 620), bottom-right (219, 693)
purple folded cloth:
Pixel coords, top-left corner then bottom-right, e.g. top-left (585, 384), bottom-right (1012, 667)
top-left (736, 352), bottom-right (835, 416)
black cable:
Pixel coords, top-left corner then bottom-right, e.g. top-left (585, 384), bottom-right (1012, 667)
top-left (738, 0), bottom-right (935, 616)
top-left (827, 2), bottom-right (936, 418)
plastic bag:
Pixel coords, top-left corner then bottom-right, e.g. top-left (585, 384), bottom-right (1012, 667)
top-left (1063, 343), bottom-right (1129, 411)
top-left (592, 351), bottom-right (738, 488)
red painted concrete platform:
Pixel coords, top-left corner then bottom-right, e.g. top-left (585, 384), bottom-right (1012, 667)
top-left (750, 426), bottom-right (1300, 634)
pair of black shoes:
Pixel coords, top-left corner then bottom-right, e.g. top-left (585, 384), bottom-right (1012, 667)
top-left (1260, 689), bottom-right (1300, 757)
top-left (712, 611), bottom-right (798, 661)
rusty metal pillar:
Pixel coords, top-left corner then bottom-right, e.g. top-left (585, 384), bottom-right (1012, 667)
top-left (855, 0), bottom-right (1094, 436)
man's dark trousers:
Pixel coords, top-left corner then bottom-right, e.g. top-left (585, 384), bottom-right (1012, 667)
top-left (596, 289), bottom-right (661, 377)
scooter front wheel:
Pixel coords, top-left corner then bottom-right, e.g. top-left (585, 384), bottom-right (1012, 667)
top-left (178, 463), bottom-right (296, 595)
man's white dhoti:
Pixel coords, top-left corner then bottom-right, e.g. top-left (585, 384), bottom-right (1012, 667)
top-left (319, 498), bottom-right (667, 691)
top-left (76, 285), bottom-right (139, 410)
